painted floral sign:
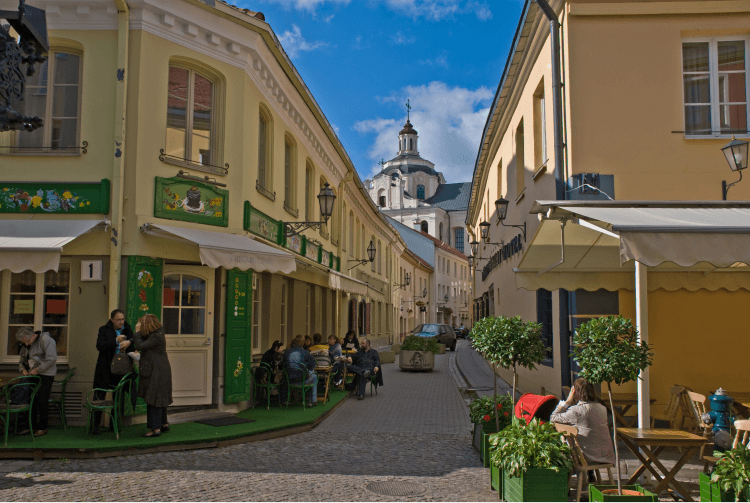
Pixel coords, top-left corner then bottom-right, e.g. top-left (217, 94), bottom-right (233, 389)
top-left (154, 176), bottom-right (229, 227)
top-left (0, 179), bottom-right (110, 214)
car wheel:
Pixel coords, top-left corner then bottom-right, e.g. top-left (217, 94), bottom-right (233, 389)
top-left (450, 340), bottom-right (456, 351)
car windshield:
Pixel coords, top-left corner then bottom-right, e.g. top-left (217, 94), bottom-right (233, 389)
top-left (414, 324), bottom-right (440, 335)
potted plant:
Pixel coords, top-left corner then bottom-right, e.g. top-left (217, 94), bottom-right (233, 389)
top-left (469, 394), bottom-right (513, 468)
top-left (470, 315), bottom-right (545, 428)
top-left (490, 418), bottom-right (573, 502)
top-left (399, 335), bottom-right (439, 371)
top-left (572, 315), bottom-right (654, 499)
top-left (700, 447), bottom-right (750, 502)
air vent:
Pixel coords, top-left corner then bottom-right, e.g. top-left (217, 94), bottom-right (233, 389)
top-left (49, 391), bottom-right (84, 419)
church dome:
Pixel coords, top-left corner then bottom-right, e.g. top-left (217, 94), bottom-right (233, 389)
top-left (399, 119), bottom-right (418, 136)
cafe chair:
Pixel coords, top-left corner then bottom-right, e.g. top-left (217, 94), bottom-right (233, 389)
top-left (650, 385), bottom-right (688, 430)
top-left (250, 362), bottom-right (281, 410)
top-left (49, 367), bottom-right (76, 430)
top-left (369, 374), bottom-right (379, 396)
top-left (0, 376), bottom-right (41, 447)
top-left (686, 391), bottom-right (715, 468)
top-left (283, 363), bottom-right (315, 410)
top-left (84, 373), bottom-right (132, 440)
top-left (553, 423), bottom-right (614, 502)
top-left (702, 419), bottom-right (750, 472)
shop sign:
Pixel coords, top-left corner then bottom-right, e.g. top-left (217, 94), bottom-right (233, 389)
top-left (286, 234), bottom-right (302, 254)
top-left (481, 233), bottom-right (523, 281)
top-left (321, 251), bottom-right (330, 267)
top-left (154, 176), bottom-right (228, 227)
top-left (0, 179), bottom-right (110, 214)
top-left (306, 242), bottom-right (320, 262)
top-left (243, 201), bottom-right (282, 245)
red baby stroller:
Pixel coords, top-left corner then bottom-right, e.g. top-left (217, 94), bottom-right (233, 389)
top-left (514, 393), bottom-right (560, 425)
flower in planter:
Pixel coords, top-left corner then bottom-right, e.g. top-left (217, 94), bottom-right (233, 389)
top-left (470, 394), bottom-right (514, 427)
top-left (504, 412), bottom-right (508, 416)
top-left (496, 404), bottom-right (503, 410)
top-left (483, 415), bottom-right (491, 422)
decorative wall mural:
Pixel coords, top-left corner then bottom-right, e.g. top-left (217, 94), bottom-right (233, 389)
top-left (0, 180), bottom-right (110, 214)
top-left (154, 176), bottom-right (228, 227)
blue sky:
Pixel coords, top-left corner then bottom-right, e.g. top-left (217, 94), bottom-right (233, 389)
top-left (238, 0), bottom-right (524, 183)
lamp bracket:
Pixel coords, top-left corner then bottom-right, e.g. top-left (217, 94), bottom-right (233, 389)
top-left (283, 220), bottom-right (328, 238)
top-left (496, 219), bottom-right (527, 242)
top-left (722, 170), bottom-right (743, 201)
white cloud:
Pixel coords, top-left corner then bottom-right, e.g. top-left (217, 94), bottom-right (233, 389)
top-left (390, 31), bottom-right (416, 45)
top-left (354, 82), bottom-right (493, 182)
top-left (262, 0), bottom-right (350, 13)
top-left (278, 25), bottom-right (331, 58)
top-left (379, 0), bottom-right (492, 21)
top-left (418, 53), bottom-right (448, 68)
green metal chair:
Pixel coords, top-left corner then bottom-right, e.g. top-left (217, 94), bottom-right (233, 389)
top-left (284, 362), bottom-right (316, 410)
top-left (84, 373), bottom-right (132, 440)
top-left (0, 376), bottom-right (41, 447)
top-left (369, 374), bottom-right (379, 396)
top-left (49, 367), bottom-right (76, 430)
top-left (250, 362), bottom-right (282, 410)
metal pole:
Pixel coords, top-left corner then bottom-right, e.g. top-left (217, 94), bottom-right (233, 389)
top-left (635, 261), bottom-right (650, 428)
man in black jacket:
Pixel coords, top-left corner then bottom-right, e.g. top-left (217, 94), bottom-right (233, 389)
top-left (346, 338), bottom-right (382, 400)
top-left (93, 309), bottom-right (135, 434)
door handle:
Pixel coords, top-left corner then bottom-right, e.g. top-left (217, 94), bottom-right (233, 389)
top-left (203, 338), bottom-right (211, 346)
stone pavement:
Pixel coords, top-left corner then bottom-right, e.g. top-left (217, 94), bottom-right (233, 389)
top-left (0, 346), bottom-right (496, 502)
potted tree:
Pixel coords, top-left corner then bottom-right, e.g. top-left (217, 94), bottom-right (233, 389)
top-left (490, 418), bottom-right (574, 502)
top-left (573, 315), bottom-right (654, 500)
top-left (399, 335), bottom-right (439, 371)
top-left (700, 447), bottom-right (750, 502)
top-left (469, 394), bottom-right (513, 468)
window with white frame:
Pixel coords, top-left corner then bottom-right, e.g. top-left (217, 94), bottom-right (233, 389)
top-left (2, 265), bottom-right (70, 360)
top-left (683, 39), bottom-right (748, 136)
top-left (252, 275), bottom-right (261, 351)
top-left (166, 66), bottom-right (216, 167)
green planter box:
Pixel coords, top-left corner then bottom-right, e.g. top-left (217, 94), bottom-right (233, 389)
top-left (699, 472), bottom-right (743, 502)
top-left (589, 484), bottom-right (658, 502)
top-left (482, 423), bottom-right (499, 468)
top-left (491, 461), bottom-right (502, 493)
top-left (502, 468), bottom-right (569, 502)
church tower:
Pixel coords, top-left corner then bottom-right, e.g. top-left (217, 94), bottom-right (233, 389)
top-left (397, 99), bottom-right (419, 156)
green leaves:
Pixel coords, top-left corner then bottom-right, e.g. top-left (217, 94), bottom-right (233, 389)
top-left (469, 394), bottom-right (514, 425)
top-left (470, 316), bottom-right (545, 371)
top-left (489, 419), bottom-right (574, 478)
top-left (711, 447), bottom-right (750, 501)
top-left (571, 316), bottom-right (653, 386)
top-left (400, 335), bottom-right (440, 354)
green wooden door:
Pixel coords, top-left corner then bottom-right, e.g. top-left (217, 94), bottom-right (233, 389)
top-left (225, 269), bottom-right (253, 403)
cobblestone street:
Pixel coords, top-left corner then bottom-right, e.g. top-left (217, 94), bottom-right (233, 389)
top-left (0, 344), bottom-right (495, 501)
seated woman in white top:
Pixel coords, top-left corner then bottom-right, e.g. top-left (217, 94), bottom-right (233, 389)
top-left (550, 378), bottom-right (616, 465)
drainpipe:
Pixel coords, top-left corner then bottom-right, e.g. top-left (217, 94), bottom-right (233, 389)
top-left (535, 0), bottom-right (571, 388)
top-left (109, 0), bottom-right (129, 313)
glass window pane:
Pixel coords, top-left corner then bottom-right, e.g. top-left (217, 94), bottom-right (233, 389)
top-left (9, 294), bottom-right (35, 324)
top-left (51, 118), bottom-right (78, 149)
top-left (719, 73), bottom-right (746, 103)
top-left (684, 74), bottom-right (711, 104)
top-left (163, 275), bottom-right (180, 307)
top-left (17, 60), bottom-right (48, 148)
top-left (163, 308), bottom-right (179, 334)
top-left (180, 308), bottom-right (205, 335)
top-left (191, 73), bottom-right (212, 164)
top-left (53, 53), bottom-right (80, 85)
top-left (44, 326), bottom-right (67, 357)
top-left (683, 42), bottom-right (709, 72)
top-left (11, 271), bottom-right (36, 293)
top-left (43, 295), bottom-right (69, 324)
top-left (685, 105), bottom-right (712, 135)
top-left (44, 264), bottom-right (70, 293)
top-left (258, 115), bottom-right (266, 184)
top-left (166, 67), bottom-right (188, 159)
top-left (718, 41), bottom-right (745, 72)
top-left (181, 275), bottom-right (205, 307)
top-left (51, 85), bottom-right (79, 118)
top-left (720, 104), bottom-right (747, 132)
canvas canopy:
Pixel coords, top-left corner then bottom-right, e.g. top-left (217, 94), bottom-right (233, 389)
top-left (329, 270), bottom-right (368, 296)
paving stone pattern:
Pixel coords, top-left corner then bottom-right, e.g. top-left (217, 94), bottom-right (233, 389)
top-left (0, 346), bottom-right (496, 502)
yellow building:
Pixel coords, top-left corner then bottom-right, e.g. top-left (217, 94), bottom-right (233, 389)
top-left (0, 0), bottom-right (407, 422)
top-left (467, 0), bottom-right (750, 413)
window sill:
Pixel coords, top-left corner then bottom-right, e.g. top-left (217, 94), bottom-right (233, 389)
top-left (161, 154), bottom-right (228, 176)
top-left (0, 150), bottom-right (83, 157)
top-left (320, 229), bottom-right (330, 240)
top-left (256, 181), bottom-right (276, 202)
top-left (331, 237), bottom-right (339, 247)
top-left (283, 202), bottom-right (299, 218)
top-left (515, 188), bottom-right (526, 204)
top-left (532, 162), bottom-right (548, 181)
top-left (682, 134), bottom-right (750, 141)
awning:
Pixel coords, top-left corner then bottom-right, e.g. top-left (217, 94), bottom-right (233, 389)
top-left (514, 201), bottom-right (750, 292)
top-left (0, 219), bottom-right (104, 273)
top-left (329, 270), bottom-right (368, 296)
top-left (142, 223), bottom-right (295, 274)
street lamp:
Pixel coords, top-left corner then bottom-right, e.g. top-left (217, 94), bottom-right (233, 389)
top-left (349, 239), bottom-right (377, 270)
top-left (283, 182), bottom-right (336, 237)
top-left (495, 196), bottom-right (527, 242)
top-left (393, 272), bottom-right (410, 290)
top-left (721, 136), bottom-right (749, 200)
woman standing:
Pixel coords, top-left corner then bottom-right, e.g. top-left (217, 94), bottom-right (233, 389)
top-left (134, 314), bottom-right (173, 438)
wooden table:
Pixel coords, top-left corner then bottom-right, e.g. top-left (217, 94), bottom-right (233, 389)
top-left (726, 391), bottom-right (750, 418)
top-left (601, 393), bottom-right (657, 427)
top-left (617, 428), bottom-right (707, 501)
top-left (314, 366), bottom-right (333, 405)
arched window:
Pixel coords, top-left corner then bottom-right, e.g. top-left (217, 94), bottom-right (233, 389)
top-left (409, 138), bottom-right (413, 150)
top-left (420, 221), bottom-right (428, 233)
top-left (305, 160), bottom-right (314, 220)
top-left (284, 134), bottom-right (296, 214)
top-left (377, 188), bottom-right (386, 207)
top-left (416, 185), bottom-right (425, 199)
top-left (257, 104), bottom-right (273, 190)
top-left (349, 211), bottom-right (354, 253)
top-left (342, 203), bottom-right (348, 251)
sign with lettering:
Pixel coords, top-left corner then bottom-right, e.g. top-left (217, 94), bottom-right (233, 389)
top-left (0, 179), bottom-right (110, 214)
top-left (482, 234), bottom-right (523, 281)
top-left (154, 176), bottom-right (228, 227)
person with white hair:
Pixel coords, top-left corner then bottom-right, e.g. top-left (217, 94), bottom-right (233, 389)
top-left (16, 327), bottom-right (58, 437)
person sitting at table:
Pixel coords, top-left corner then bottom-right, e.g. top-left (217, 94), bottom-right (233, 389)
top-left (258, 340), bottom-right (284, 383)
top-left (328, 335), bottom-right (344, 386)
top-left (346, 338), bottom-right (382, 401)
top-left (341, 330), bottom-right (359, 351)
top-left (282, 335), bottom-right (317, 407)
top-left (550, 377), bottom-right (615, 465)
top-left (16, 327), bottom-right (57, 437)
top-left (303, 335), bottom-right (313, 350)
top-left (309, 333), bottom-right (329, 352)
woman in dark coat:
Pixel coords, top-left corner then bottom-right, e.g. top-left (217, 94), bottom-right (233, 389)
top-left (134, 314), bottom-right (173, 438)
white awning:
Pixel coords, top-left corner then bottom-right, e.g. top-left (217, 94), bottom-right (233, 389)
top-left (0, 219), bottom-right (104, 273)
top-left (142, 223), bottom-right (296, 274)
top-left (329, 270), bottom-right (368, 296)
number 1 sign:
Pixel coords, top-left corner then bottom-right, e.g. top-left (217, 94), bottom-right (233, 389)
top-left (81, 260), bottom-right (103, 281)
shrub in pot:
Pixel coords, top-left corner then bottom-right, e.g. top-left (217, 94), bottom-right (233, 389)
top-left (490, 418), bottom-right (573, 502)
top-left (399, 335), bottom-right (438, 371)
top-left (705, 447), bottom-right (750, 502)
top-left (469, 394), bottom-right (513, 468)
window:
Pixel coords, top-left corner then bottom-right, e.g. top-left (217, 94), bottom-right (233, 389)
top-left (377, 239), bottom-right (382, 274)
top-left (536, 288), bottom-right (553, 364)
top-left (284, 135), bottom-right (297, 214)
top-left (409, 138), bottom-right (413, 150)
top-left (166, 66), bottom-right (216, 166)
top-left (257, 105), bottom-right (273, 190)
top-left (349, 211), bottom-right (354, 253)
top-left (14, 51), bottom-right (81, 151)
top-left (439, 223), bottom-right (443, 241)
top-left (515, 119), bottom-right (525, 196)
top-left (252, 275), bottom-right (261, 351)
top-left (305, 161), bottom-right (315, 221)
top-left (533, 79), bottom-right (547, 170)
top-left (416, 184), bottom-right (425, 200)
top-left (683, 40), bottom-right (748, 136)
top-left (496, 159), bottom-right (503, 202)
top-left (343, 204), bottom-right (348, 251)
top-left (379, 195), bottom-right (386, 207)
top-left (420, 221), bottom-right (428, 233)
top-left (3, 266), bottom-right (71, 360)
top-left (163, 273), bottom-right (207, 337)
top-left (454, 227), bottom-right (465, 253)
top-left (280, 281), bottom-right (287, 343)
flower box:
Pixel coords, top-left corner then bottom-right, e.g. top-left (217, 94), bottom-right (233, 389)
top-left (589, 484), bottom-right (658, 502)
top-left (491, 460), bottom-right (502, 493)
top-left (502, 468), bottom-right (569, 502)
top-left (699, 472), bottom-right (738, 502)
top-left (399, 350), bottom-right (434, 371)
top-left (481, 423), bottom-right (500, 468)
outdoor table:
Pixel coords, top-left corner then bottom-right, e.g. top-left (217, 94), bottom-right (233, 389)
top-left (314, 366), bottom-right (333, 405)
top-left (726, 391), bottom-right (750, 418)
top-left (601, 393), bottom-right (656, 427)
top-left (617, 427), bottom-right (707, 501)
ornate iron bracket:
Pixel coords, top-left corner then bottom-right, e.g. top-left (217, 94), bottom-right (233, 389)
top-left (284, 221), bottom-right (324, 238)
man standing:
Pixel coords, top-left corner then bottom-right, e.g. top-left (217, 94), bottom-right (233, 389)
top-left (346, 338), bottom-right (382, 400)
top-left (93, 309), bottom-right (134, 434)
top-left (17, 327), bottom-right (57, 437)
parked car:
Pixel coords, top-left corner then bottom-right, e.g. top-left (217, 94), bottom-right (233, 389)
top-left (454, 325), bottom-right (469, 339)
top-left (410, 323), bottom-right (457, 351)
